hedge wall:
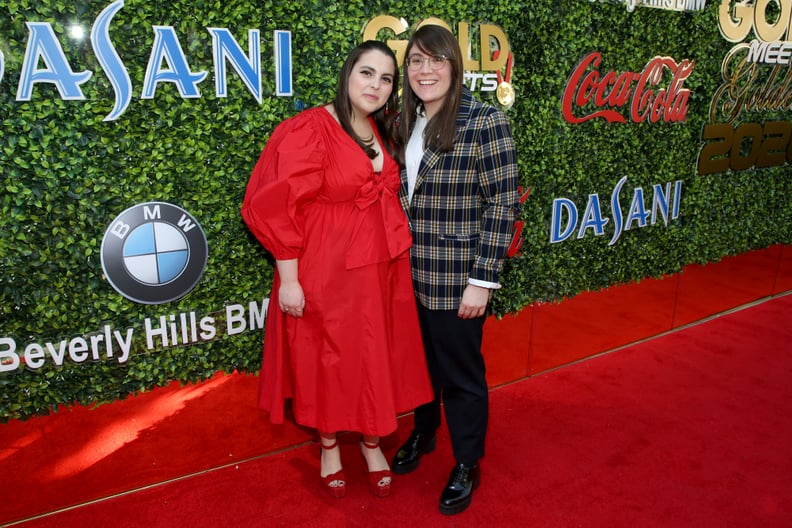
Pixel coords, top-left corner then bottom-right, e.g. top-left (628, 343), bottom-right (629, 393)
top-left (2, 0), bottom-right (790, 421)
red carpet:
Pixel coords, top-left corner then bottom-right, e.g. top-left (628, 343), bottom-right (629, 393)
top-left (3, 294), bottom-right (792, 527)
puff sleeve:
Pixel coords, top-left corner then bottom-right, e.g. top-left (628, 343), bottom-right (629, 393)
top-left (241, 112), bottom-right (325, 260)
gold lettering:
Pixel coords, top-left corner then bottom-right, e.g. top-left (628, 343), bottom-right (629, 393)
top-left (710, 43), bottom-right (792, 123)
top-left (753, 0), bottom-right (792, 42)
top-left (718, 0), bottom-right (758, 43)
top-left (480, 24), bottom-right (510, 71)
top-left (362, 15), bottom-right (410, 63)
top-left (719, 0), bottom-right (792, 43)
top-left (362, 17), bottom-right (511, 74)
top-left (458, 23), bottom-right (479, 71)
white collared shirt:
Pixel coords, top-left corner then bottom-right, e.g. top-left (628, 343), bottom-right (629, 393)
top-left (405, 112), bottom-right (427, 205)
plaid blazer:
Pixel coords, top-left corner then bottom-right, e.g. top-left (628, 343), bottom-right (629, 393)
top-left (400, 88), bottom-right (520, 311)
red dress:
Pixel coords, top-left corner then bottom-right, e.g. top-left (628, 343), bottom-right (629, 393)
top-left (241, 107), bottom-right (433, 436)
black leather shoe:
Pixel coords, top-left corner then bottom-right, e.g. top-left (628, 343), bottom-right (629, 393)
top-left (439, 463), bottom-right (480, 515)
top-left (391, 431), bottom-right (436, 474)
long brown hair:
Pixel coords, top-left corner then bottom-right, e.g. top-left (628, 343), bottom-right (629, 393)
top-left (333, 40), bottom-right (402, 163)
top-left (399, 25), bottom-right (464, 154)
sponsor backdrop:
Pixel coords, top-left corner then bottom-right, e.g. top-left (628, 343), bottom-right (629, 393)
top-left (1, 0), bottom-right (790, 422)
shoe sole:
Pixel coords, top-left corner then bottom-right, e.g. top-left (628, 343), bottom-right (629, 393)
top-left (439, 495), bottom-right (472, 515)
top-left (438, 472), bottom-right (479, 515)
top-left (391, 437), bottom-right (436, 475)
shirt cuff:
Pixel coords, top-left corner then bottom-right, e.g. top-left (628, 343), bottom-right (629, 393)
top-left (468, 278), bottom-right (501, 290)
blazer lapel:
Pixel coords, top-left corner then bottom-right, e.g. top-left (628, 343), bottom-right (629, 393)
top-left (407, 89), bottom-right (476, 205)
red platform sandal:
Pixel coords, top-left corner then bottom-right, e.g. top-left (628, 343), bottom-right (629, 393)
top-left (361, 439), bottom-right (392, 498)
top-left (320, 439), bottom-right (346, 498)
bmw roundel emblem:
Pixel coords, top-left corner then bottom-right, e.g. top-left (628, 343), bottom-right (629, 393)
top-left (101, 202), bottom-right (208, 304)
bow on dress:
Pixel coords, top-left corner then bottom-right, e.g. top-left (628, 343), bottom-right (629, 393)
top-left (346, 172), bottom-right (412, 269)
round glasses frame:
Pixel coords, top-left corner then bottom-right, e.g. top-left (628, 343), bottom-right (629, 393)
top-left (406, 55), bottom-right (449, 72)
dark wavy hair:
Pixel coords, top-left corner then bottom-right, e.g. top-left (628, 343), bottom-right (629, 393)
top-left (399, 25), bottom-right (464, 154)
top-left (334, 40), bottom-right (402, 164)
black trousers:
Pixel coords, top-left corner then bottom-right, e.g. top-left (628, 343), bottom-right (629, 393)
top-left (413, 304), bottom-right (488, 466)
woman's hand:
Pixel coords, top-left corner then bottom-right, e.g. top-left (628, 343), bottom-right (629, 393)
top-left (276, 259), bottom-right (305, 318)
top-left (278, 279), bottom-right (305, 318)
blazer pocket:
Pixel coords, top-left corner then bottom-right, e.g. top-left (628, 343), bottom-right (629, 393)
top-left (438, 233), bottom-right (479, 247)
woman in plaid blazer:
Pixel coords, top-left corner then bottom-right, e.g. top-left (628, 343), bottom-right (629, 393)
top-left (391, 25), bottom-right (520, 515)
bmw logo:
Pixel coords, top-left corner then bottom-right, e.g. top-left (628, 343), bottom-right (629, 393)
top-left (101, 202), bottom-right (208, 304)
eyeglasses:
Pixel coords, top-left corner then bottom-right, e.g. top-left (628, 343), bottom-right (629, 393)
top-left (406, 55), bottom-right (449, 72)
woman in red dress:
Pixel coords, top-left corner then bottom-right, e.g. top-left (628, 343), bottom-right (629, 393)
top-left (241, 41), bottom-right (432, 499)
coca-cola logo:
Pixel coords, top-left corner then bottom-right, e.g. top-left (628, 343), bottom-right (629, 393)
top-left (562, 51), bottom-right (695, 124)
